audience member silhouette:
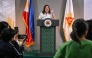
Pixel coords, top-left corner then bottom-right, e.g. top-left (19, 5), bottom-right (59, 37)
top-left (54, 18), bottom-right (92, 58)
top-left (0, 28), bottom-right (22, 58)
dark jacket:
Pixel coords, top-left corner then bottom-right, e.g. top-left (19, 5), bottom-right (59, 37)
top-left (0, 40), bottom-right (22, 58)
top-left (11, 40), bottom-right (24, 54)
top-left (0, 36), bottom-right (1, 40)
top-left (86, 20), bottom-right (92, 41)
top-left (11, 40), bottom-right (19, 50)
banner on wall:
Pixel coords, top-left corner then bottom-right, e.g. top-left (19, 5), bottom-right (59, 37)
top-left (0, 0), bottom-right (15, 28)
top-left (63, 0), bottom-right (74, 41)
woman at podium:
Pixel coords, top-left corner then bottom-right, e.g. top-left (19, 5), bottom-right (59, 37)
top-left (38, 5), bottom-right (56, 20)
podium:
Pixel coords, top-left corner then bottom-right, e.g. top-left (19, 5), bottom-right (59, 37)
top-left (37, 19), bottom-right (59, 56)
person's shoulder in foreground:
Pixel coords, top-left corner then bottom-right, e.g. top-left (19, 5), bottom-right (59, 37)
top-left (54, 18), bottom-right (92, 58)
top-left (54, 39), bottom-right (92, 58)
top-left (53, 41), bottom-right (72, 58)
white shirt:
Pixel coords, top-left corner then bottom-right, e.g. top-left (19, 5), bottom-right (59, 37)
top-left (38, 12), bottom-right (52, 20)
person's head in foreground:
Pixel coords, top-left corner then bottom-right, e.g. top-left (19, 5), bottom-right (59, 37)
top-left (70, 18), bottom-right (88, 42)
top-left (0, 28), bottom-right (22, 58)
top-left (85, 20), bottom-right (92, 41)
top-left (0, 21), bottom-right (10, 34)
top-left (1, 28), bottom-right (15, 42)
top-left (54, 18), bottom-right (92, 58)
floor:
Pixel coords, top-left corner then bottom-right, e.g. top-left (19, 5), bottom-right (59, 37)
top-left (23, 50), bottom-right (53, 58)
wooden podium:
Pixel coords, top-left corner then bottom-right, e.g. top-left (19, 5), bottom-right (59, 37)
top-left (37, 19), bottom-right (59, 56)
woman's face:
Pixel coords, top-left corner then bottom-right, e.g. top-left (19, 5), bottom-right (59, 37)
top-left (45, 6), bottom-right (49, 13)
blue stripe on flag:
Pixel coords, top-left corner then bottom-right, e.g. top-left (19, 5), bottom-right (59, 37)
top-left (29, 0), bottom-right (35, 41)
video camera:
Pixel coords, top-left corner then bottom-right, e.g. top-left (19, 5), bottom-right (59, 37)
top-left (14, 27), bottom-right (27, 40)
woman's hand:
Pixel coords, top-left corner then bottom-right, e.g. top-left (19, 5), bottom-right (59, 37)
top-left (51, 9), bottom-right (54, 14)
top-left (51, 9), bottom-right (56, 19)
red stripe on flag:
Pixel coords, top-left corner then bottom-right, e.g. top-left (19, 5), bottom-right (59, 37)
top-left (26, 28), bottom-right (34, 47)
top-left (22, 11), bottom-right (29, 28)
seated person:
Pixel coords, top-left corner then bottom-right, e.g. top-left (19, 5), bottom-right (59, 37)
top-left (11, 33), bottom-right (26, 54)
top-left (0, 21), bottom-right (24, 57)
top-left (86, 20), bottom-right (92, 41)
top-left (0, 28), bottom-right (22, 58)
top-left (11, 27), bottom-right (26, 54)
top-left (0, 21), bottom-right (10, 40)
top-left (54, 18), bottom-right (92, 58)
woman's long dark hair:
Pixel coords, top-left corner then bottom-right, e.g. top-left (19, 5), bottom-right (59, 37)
top-left (70, 18), bottom-right (88, 43)
top-left (42, 5), bottom-right (51, 14)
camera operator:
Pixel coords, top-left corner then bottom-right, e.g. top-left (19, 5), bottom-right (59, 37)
top-left (11, 27), bottom-right (27, 58)
top-left (0, 28), bottom-right (22, 58)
